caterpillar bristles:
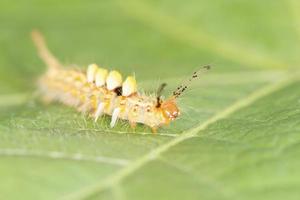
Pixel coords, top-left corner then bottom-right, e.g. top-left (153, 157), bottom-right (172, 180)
top-left (95, 68), bottom-right (108, 87)
top-left (106, 70), bottom-right (122, 91)
top-left (87, 64), bottom-right (98, 83)
top-left (32, 30), bottom-right (210, 133)
top-left (122, 76), bottom-right (137, 97)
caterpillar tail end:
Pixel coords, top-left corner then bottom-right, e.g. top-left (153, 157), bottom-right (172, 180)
top-left (31, 29), bottom-right (62, 70)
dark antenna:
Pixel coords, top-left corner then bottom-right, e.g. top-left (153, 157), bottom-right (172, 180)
top-left (156, 83), bottom-right (167, 107)
top-left (173, 65), bottom-right (211, 99)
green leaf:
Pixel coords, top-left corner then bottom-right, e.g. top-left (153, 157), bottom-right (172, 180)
top-left (0, 0), bottom-right (300, 199)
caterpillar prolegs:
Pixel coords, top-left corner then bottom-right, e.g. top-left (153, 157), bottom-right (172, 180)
top-left (31, 30), bottom-right (210, 133)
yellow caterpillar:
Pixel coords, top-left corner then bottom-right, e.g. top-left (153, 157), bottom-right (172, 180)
top-left (31, 30), bottom-right (210, 133)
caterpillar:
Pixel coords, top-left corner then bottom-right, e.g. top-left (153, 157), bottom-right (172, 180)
top-left (31, 30), bottom-right (210, 133)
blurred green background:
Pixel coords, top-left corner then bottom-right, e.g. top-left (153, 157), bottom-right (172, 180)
top-left (0, 0), bottom-right (300, 199)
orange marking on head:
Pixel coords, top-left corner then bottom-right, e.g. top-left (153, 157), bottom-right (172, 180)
top-left (160, 98), bottom-right (180, 122)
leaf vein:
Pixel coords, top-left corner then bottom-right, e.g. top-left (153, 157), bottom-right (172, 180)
top-left (0, 148), bottom-right (129, 166)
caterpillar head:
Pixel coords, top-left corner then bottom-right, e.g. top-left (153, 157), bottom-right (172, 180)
top-left (160, 98), bottom-right (180, 121)
top-left (155, 83), bottom-right (179, 121)
top-left (157, 65), bottom-right (211, 122)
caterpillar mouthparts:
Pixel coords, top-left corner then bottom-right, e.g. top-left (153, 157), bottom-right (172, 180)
top-left (32, 30), bottom-right (186, 133)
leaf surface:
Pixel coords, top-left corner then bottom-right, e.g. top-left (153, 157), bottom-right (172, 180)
top-left (0, 0), bottom-right (299, 199)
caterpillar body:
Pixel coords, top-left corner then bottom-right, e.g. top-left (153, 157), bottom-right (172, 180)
top-left (31, 31), bottom-right (210, 133)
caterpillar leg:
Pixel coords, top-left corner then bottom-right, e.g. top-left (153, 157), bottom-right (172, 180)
top-left (110, 107), bottom-right (121, 128)
top-left (94, 102), bottom-right (105, 122)
top-left (129, 121), bottom-right (137, 130)
top-left (151, 126), bottom-right (157, 134)
top-left (78, 101), bottom-right (90, 114)
top-left (128, 112), bottom-right (137, 130)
